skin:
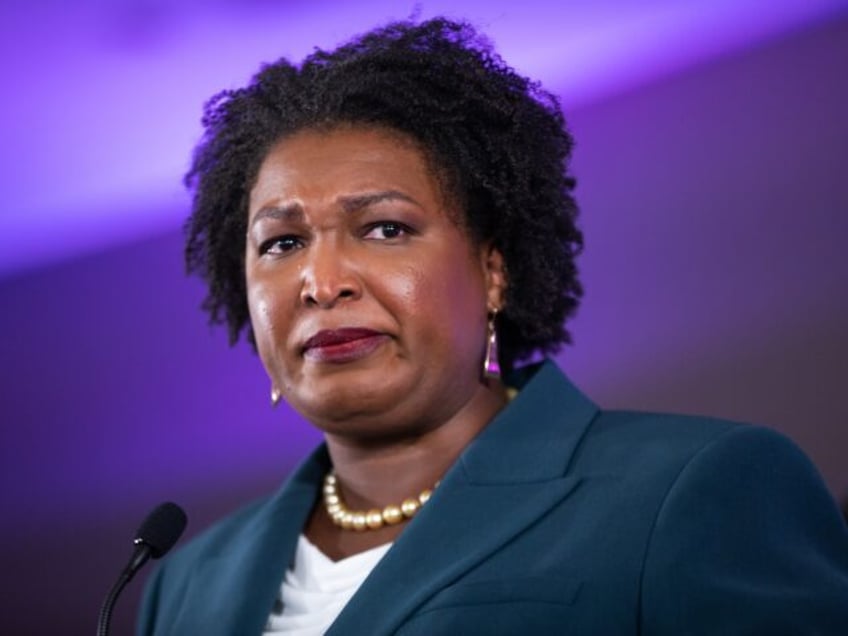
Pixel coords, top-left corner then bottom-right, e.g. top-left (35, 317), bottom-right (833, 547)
top-left (245, 125), bottom-right (508, 559)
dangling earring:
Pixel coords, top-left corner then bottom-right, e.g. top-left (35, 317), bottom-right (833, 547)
top-left (270, 386), bottom-right (282, 407)
top-left (483, 310), bottom-right (501, 380)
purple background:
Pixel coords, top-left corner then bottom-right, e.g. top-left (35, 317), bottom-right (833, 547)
top-left (1, 2), bottom-right (847, 634)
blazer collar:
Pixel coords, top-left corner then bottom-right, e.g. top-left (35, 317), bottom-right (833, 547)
top-left (328, 360), bottom-right (599, 635)
top-left (461, 359), bottom-right (599, 483)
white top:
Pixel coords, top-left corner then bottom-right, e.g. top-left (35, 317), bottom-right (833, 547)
top-left (263, 534), bottom-right (392, 635)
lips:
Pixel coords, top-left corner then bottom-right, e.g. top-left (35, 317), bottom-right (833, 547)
top-left (301, 328), bottom-right (389, 363)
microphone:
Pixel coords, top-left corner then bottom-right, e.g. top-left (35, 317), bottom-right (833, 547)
top-left (97, 502), bottom-right (187, 636)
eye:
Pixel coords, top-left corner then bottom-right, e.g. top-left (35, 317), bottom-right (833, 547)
top-left (362, 221), bottom-right (411, 241)
top-left (259, 235), bottom-right (303, 255)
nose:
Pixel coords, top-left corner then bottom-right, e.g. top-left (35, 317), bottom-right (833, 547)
top-left (299, 240), bottom-right (361, 308)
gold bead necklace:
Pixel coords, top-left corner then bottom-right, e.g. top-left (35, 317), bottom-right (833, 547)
top-left (322, 471), bottom-right (437, 532)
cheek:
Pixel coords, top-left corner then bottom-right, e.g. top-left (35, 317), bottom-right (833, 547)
top-left (247, 280), bottom-right (290, 371)
top-left (382, 264), bottom-right (427, 315)
top-left (247, 284), bottom-right (272, 337)
top-left (385, 253), bottom-right (487, 345)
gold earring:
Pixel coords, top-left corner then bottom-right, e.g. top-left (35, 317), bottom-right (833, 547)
top-left (483, 310), bottom-right (501, 380)
top-left (270, 387), bottom-right (282, 407)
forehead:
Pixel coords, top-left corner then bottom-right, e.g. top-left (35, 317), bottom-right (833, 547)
top-left (249, 125), bottom-right (451, 212)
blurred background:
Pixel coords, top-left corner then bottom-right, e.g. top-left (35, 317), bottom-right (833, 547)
top-left (1, 1), bottom-right (846, 633)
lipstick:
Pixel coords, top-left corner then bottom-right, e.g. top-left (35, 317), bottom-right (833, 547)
top-left (302, 328), bottom-right (389, 363)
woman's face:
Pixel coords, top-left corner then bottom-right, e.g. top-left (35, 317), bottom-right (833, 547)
top-left (245, 126), bottom-right (505, 438)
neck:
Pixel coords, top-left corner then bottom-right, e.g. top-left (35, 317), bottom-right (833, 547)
top-left (323, 379), bottom-right (507, 510)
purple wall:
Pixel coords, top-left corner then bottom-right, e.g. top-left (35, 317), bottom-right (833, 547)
top-left (565, 14), bottom-right (848, 494)
top-left (1, 15), bottom-right (846, 634)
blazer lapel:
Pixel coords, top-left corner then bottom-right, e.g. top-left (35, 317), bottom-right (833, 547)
top-left (170, 448), bottom-right (330, 635)
top-left (328, 361), bottom-right (599, 636)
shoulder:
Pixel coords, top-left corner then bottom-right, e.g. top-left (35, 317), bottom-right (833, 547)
top-left (623, 416), bottom-right (848, 632)
top-left (571, 406), bottom-right (845, 532)
top-left (571, 410), bottom-right (848, 632)
top-left (164, 494), bottom-right (273, 567)
top-left (514, 361), bottom-right (776, 480)
top-left (136, 446), bottom-right (329, 635)
top-left (576, 409), bottom-right (838, 513)
top-left (582, 409), bottom-right (827, 498)
top-left (573, 407), bottom-right (749, 480)
top-left (136, 494), bottom-right (273, 628)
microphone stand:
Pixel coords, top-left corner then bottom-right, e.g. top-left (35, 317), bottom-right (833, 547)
top-left (97, 542), bottom-right (153, 636)
top-left (96, 502), bottom-right (186, 636)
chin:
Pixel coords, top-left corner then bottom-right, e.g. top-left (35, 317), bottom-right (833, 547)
top-left (288, 362), bottom-right (411, 425)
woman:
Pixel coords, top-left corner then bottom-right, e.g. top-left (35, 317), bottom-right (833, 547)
top-left (138, 18), bottom-right (848, 635)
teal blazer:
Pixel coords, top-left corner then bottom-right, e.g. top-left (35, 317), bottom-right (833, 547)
top-left (138, 361), bottom-right (848, 634)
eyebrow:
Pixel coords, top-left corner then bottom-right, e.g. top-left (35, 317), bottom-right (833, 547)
top-left (338, 190), bottom-right (420, 213)
top-left (251, 190), bottom-right (420, 228)
top-left (250, 202), bottom-right (304, 228)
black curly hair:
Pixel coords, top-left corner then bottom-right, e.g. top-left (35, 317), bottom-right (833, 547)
top-left (184, 17), bottom-right (583, 372)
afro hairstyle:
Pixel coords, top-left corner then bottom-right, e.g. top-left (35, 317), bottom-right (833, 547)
top-left (184, 17), bottom-right (583, 371)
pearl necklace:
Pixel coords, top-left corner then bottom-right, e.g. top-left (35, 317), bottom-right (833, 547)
top-left (322, 471), bottom-right (437, 531)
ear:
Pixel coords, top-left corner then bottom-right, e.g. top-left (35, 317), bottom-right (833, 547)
top-left (480, 243), bottom-right (508, 312)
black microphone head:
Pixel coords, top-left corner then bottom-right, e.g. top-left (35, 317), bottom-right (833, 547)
top-left (134, 502), bottom-right (187, 558)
